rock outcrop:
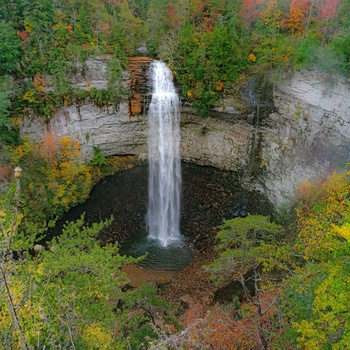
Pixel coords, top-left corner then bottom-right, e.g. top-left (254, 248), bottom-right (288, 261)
top-left (20, 57), bottom-right (350, 208)
top-left (127, 57), bottom-right (153, 116)
top-left (180, 71), bottom-right (350, 207)
top-left (258, 71), bottom-right (350, 206)
top-left (21, 56), bottom-right (152, 160)
top-left (71, 55), bottom-right (111, 90)
top-left (180, 112), bottom-right (253, 172)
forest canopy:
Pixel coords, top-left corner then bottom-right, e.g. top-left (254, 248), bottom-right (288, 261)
top-left (0, 0), bottom-right (349, 121)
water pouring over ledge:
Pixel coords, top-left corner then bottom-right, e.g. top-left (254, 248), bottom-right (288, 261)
top-left (147, 60), bottom-right (182, 247)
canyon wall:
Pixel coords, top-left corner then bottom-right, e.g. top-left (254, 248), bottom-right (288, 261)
top-left (21, 56), bottom-right (151, 160)
top-left (21, 58), bottom-right (350, 207)
top-left (259, 71), bottom-right (350, 206)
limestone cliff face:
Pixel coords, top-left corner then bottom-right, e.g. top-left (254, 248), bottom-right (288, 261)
top-left (21, 56), bottom-right (152, 160)
top-left (180, 71), bottom-right (350, 207)
top-left (20, 57), bottom-right (350, 208)
top-left (258, 71), bottom-right (350, 206)
top-left (180, 112), bottom-right (254, 172)
top-left (22, 102), bottom-right (148, 160)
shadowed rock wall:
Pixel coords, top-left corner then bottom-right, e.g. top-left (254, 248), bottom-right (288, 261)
top-left (258, 72), bottom-right (350, 206)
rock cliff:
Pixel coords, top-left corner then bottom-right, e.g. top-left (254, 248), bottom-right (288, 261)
top-left (259, 71), bottom-right (350, 206)
top-left (21, 56), bottom-right (152, 160)
top-left (20, 58), bottom-right (350, 208)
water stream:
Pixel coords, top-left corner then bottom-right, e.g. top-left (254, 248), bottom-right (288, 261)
top-left (147, 60), bottom-right (181, 247)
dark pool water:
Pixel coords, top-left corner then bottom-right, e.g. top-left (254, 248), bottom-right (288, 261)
top-left (120, 230), bottom-right (195, 272)
top-left (47, 162), bottom-right (274, 272)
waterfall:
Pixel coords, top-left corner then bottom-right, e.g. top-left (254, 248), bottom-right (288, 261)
top-left (147, 60), bottom-right (181, 247)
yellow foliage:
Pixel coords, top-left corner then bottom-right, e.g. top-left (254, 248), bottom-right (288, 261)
top-left (295, 172), bottom-right (350, 260)
top-left (294, 320), bottom-right (326, 350)
top-left (59, 136), bottom-right (81, 159)
top-left (11, 117), bottom-right (21, 126)
top-left (59, 136), bottom-right (73, 158)
top-left (88, 290), bottom-right (107, 300)
top-left (22, 90), bottom-right (36, 103)
top-left (187, 89), bottom-right (194, 99)
top-left (11, 137), bottom-right (32, 163)
top-left (81, 324), bottom-right (114, 349)
top-left (247, 53), bottom-right (257, 62)
top-left (23, 20), bottom-right (34, 33)
top-left (333, 223), bottom-right (350, 242)
top-left (19, 135), bottom-right (92, 219)
top-left (262, 0), bottom-right (282, 27)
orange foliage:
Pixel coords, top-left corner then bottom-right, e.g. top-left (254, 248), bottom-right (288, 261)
top-left (184, 304), bottom-right (238, 349)
top-left (290, 0), bottom-right (310, 15)
top-left (33, 73), bottom-right (46, 93)
top-left (184, 303), bottom-right (207, 326)
top-left (40, 132), bottom-right (59, 162)
top-left (319, 0), bottom-right (340, 21)
top-left (287, 0), bottom-right (311, 33)
top-left (182, 290), bottom-right (282, 349)
top-left (0, 166), bottom-right (9, 184)
top-left (215, 80), bottom-right (224, 91)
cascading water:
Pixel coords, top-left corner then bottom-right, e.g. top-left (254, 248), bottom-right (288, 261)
top-left (147, 60), bottom-right (181, 247)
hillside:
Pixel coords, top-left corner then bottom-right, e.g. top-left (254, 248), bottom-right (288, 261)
top-left (1, 1), bottom-right (350, 349)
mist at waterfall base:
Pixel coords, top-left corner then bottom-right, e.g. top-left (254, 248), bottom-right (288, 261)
top-left (120, 231), bottom-right (194, 272)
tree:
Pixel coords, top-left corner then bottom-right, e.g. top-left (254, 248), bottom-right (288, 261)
top-left (280, 171), bottom-right (350, 349)
top-left (0, 182), bottom-right (32, 350)
top-left (206, 214), bottom-right (287, 349)
top-left (146, 0), bottom-right (171, 55)
top-left (114, 0), bottom-right (145, 55)
top-left (0, 181), bottom-right (168, 348)
top-left (240, 0), bottom-right (261, 32)
top-left (10, 134), bottom-right (92, 234)
top-left (0, 76), bottom-right (12, 130)
top-left (0, 21), bottom-right (21, 76)
top-left (319, 0), bottom-right (340, 21)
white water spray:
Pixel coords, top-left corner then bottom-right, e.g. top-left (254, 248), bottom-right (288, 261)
top-left (147, 60), bottom-right (181, 247)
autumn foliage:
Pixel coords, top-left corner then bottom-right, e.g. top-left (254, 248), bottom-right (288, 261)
top-left (282, 170), bottom-right (350, 348)
top-left (240, 0), bottom-right (262, 31)
top-left (319, 0), bottom-right (340, 21)
top-left (175, 289), bottom-right (281, 350)
top-left (12, 134), bottom-right (92, 228)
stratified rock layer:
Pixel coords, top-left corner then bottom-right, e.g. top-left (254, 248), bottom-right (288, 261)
top-left (21, 57), bottom-right (350, 208)
top-left (21, 56), bottom-right (150, 160)
top-left (259, 71), bottom-right (350, 206)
